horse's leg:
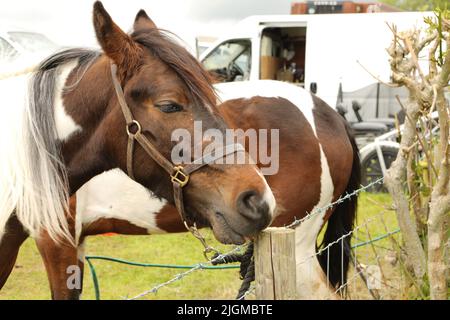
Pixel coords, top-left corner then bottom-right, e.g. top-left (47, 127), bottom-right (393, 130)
top-left (35, 231), bottom-right (83, 300)
top-left (35, 196), bottom-right (82, 300)
top-left (0, 215), bottom-right (29, 289)
top-left (294, 208), bottom-right (341, 300)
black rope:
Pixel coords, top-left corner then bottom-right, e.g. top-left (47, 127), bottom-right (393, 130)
top-left (211, 242), bottom-right (255, 300)
top-left (211, 252), bottom-right (242, 265)
top-left (236, 256), bottom-right (254, 300)
top-left (238, 242), bottom-right (254, 279)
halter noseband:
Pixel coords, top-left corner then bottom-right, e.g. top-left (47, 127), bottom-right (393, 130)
top-left (110, 63), bottom-right (244, 229)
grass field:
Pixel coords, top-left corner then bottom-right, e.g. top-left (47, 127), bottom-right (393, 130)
top-left (0, 193), bottom-right (402, 300)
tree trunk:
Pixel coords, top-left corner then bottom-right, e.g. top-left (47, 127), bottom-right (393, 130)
top-left (384, 99), bottom-right (427, 281)
top-left (427, 200), bottom-right (449, 299)
top-left (427, 88), bottom-right (450, 300)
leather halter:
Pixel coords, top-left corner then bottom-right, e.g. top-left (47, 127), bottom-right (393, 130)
top-left (110, 63), bottom-right (244, 228)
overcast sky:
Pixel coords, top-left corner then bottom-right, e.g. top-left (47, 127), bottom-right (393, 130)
top-left (1, 0), bottom-right (292, 50)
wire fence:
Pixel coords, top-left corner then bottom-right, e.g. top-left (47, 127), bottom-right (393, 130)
top-left (84, 176), bottom-right (406, 300)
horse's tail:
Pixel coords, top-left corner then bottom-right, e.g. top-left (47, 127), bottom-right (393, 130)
top-left (318, 122), bottom-right (360, 290)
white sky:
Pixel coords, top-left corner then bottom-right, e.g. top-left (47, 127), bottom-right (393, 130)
top-left (1, 0), bottom-right (292, 51)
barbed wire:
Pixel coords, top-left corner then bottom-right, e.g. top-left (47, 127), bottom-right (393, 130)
top-left (237, 285), bottom-right (256, 300)
top-left (127, 246), bottom-right (245, 300)
top-left (296, 209), bottom-right (395, 266)
top-left (334, 267), bottom-right (366, 296)
top-left (235, 213), bottom-right (397, 300)
top-left (286, 177), bottom-right (384, 229)
top-left (111, 176), bottom-right (388, 300)
top-left (230, 177), bottom-right (388, 300)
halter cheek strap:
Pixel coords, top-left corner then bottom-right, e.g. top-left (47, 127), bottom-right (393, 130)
top-left (110, 63), bottom-right (244, 228)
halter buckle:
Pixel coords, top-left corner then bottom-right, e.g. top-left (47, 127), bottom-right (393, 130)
top-left (171, 166), bottom-right (189, 187)
top-left (126, 120), bottom-right (142, 137)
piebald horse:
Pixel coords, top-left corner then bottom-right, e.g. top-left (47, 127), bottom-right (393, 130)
top-left (2, 81), bottom-right (360, 298)
top-left (0, 2), bottom-right (276, 299)
top-left (69, 80), bottom-right (360, 300)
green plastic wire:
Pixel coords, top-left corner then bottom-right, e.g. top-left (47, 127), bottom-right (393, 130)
top-left (84, 228), bottom-right (400, 300)
top-left (84, 255), bottom-right (240, 300)
top-left (351, 228), bottom-right (400, 249)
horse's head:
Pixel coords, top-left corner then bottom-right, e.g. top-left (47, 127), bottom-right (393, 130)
top-left (91, 2), bottom-right (275, 244)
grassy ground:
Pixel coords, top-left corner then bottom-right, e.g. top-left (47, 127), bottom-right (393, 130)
top-left (0, 192), bottom-right (401, 300)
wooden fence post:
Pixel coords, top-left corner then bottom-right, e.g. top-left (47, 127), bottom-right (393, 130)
top-left (254, 227), bottom-right (297, 299)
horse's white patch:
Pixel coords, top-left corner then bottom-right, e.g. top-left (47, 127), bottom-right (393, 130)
top-left (54, 60), bottom-right (82, 141)
top-left (253, 167), bottom-right (277, 219)
top-left (294, 146), bottom-right (338, 299)
top-left (215, 80), bottom-right (317, 135)
top-left (76, 169), bottom-right (167, 234)
top-left (264, 187), bottom-right (277, 219)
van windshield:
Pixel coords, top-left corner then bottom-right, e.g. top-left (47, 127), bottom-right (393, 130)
top-left (202, 39), bottom-right (251, 82)
top-left (8, 32), bottom-right (57, 53)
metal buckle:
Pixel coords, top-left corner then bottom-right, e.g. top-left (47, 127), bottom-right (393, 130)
top-left (171, 165), bottom-right (189, 187)
top-left (126, 120), bottom-right (142, 137)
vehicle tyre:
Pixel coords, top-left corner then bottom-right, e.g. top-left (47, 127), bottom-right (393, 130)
top-left (361, 146), bottom-right (399, 193)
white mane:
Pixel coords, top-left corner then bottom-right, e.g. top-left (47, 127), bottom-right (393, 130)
top-left (0, 63), bottom-right (73, 244)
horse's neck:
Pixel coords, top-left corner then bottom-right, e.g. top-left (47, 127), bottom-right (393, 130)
top-left (62, 57), bottom-right (113, 133)
top-left (60, 57), bottom-right (117, 193)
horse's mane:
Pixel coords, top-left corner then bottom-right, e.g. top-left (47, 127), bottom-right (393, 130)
top-left (132, 29), bottom-right (219, 113)
top-left (0, 48), bottom-right (98, 244)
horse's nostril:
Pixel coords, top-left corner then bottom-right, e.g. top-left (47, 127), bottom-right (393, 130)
top-left (237, 190), bottom-right (269, 225)
top-left (241, 190), bottom-right (259, 211)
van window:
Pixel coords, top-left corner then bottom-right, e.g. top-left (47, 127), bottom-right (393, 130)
top-left (202, 39), bottom-right (251, 82)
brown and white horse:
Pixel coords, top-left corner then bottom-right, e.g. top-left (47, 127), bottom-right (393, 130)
top-left (67, 80), bottom-right (360, 300)
top-left (0, 76), bottom-right (360, 299)
top-left (72, 81), bottom-right (360, 299)
top-left (0, 2), bottom-right (276, 299)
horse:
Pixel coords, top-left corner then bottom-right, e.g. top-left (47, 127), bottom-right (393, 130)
top-left (0, 2), bottom-right (276, 300)
top-left (65, 79), bottom-right (360, 300)
top-left (0, 78), bottom-right (360, 298)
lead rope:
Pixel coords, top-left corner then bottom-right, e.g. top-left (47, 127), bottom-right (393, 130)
top-left (211, 241), bottom-right (255, 300)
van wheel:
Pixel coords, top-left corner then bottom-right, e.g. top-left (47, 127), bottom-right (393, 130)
top-left (361, 146), bottom-right (398, 193)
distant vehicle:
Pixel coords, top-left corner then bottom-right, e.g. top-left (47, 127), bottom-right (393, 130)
top-left (199, 12), bottom-right (432, 118)
top-left (195, 36), bottom-right (217, 58)
top-left (359, 111), bottom-right (441, 192)
top-left (0, 30), bottom-right (59, 77)
top-left (0, 30), bottom-right (58, 61)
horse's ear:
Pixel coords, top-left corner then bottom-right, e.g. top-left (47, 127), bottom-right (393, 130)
top-left (93, 1), bottom-right (141, 71)
top-left (134, 9), bottom-right (157, 31)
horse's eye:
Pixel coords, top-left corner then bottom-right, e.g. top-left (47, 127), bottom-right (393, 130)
top-left (156, 102), bottom-right (183, 113)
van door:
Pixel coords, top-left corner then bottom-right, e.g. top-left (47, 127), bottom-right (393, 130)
top-left (201, 39), bottom-right (252, 82)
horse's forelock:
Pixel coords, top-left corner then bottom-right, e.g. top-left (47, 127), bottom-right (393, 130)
top-left (131, 29), bottom-right (218, 112)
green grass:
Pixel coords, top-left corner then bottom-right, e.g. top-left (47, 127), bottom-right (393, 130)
top-left (0, 193), bottom-right (400, 300)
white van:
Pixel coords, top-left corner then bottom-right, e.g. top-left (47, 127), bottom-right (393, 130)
top-left (200, 12), bottom-right (434, 190)
top-left (200, 12), bottom-right (432, 112)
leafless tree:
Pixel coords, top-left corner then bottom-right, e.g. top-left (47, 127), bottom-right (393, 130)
top-left (384, 11), bottom-right (449, 299)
